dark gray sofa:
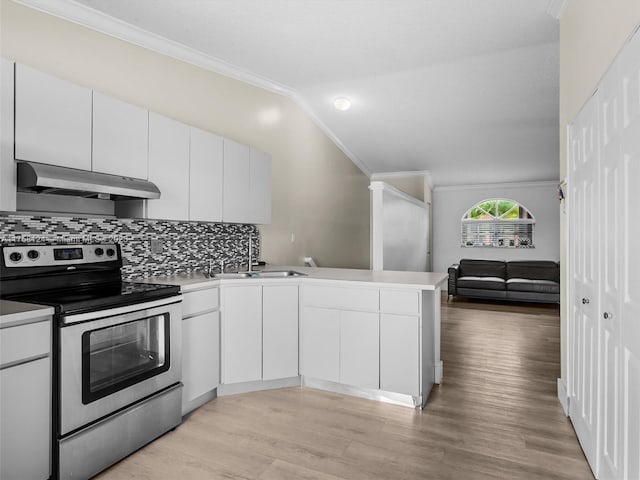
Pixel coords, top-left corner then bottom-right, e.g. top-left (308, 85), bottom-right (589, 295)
top-left (448, 259), bottom-right (560, 303)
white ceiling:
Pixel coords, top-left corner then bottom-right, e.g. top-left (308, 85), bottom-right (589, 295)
top-left (33, 0), bottom-right (560, 186)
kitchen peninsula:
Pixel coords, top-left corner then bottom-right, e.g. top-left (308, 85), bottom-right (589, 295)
top-left (144, 266), bottom-right (448, 411)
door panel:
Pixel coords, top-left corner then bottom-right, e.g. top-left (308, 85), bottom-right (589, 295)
top-left (620, 31), bottom-right (640, 479)
top-left (598, 58), bottom-right (622, 480)
top-left (568, 93), bottom-right (600, 473)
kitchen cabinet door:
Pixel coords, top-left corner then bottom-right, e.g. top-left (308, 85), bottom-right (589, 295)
top-left (263, 285), bottom-right (298, 380)
top-left (190, 127), bottom-right (223, 222)
top-left (380, 313), bottom-right (419, 396)
top-left (147, 112), bottom-right (190, 220)
top-left (182, 311), bottom-right (220, 410)
top-left (15, 63), bottom-right (92, 170)
top-left (301, 306), bottom-right (340, 383)
top-left (0, 58), bottom-right (15, 211)
top-left (222, 138), bottom-right (250, 223)
top-left (92, 92), bottom-right (148, 179)
top-left (340, 310), bottom-right (379, 389)
top-left (248, 148), bottom-right (272, 224)
top-left (0, 357), bottom-right (51, 480)
top-left (222, 285), bottom-right (262, 384)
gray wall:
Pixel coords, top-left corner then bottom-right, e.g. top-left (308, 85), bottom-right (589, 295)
top-left (433, 181), bottom-right (560, 275)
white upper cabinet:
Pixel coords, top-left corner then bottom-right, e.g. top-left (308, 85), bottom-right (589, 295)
top-left (249, 148), bottom-right (272, 224)
top-left (189, 127), bottom-right (223, 222)
top-left (15, 64), bottom-right (92, 170)
top-left (222, 139), bottom-right (250, 223)
top-left (1, 58), bottom-right (15, 212)
top-left (92, 92), bottom-right (148, 179)
top-left (147, 112), bottom-right (190, 221)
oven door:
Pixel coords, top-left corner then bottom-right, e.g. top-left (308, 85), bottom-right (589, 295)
top-left (59, 296), bottom-right (182, 436)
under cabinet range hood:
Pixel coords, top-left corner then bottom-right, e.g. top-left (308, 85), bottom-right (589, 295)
top-left (17, 162), bottom-right (161, 200)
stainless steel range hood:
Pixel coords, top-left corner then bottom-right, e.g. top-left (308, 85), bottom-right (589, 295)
top-left (17, 162), bottom-right (161, 200)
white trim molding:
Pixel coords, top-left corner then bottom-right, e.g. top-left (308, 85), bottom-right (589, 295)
top-left (12, 0), bottom-right (372, 178)
top-left (557, 377), bottom-right (569, 416)
top-left (433, 180), bottom-right (559, 193)
top-left (371, 170), bottom-right (433, 189)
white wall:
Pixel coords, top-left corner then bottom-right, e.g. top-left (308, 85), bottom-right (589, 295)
top-left (433, 181), bottom-right (559, 274)
top-left (371, 182), bottom-right (428, 272)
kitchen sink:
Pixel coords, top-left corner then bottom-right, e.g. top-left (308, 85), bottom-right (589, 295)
top-left (213, 270), bottom-right (307, 279)
top-left (213, 272), bottom-right (253, 279)
top-left (250, 270), bottom-right (307, 278)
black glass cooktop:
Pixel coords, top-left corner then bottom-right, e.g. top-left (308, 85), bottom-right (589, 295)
top-left (5, 281), bottom-right (180, 316)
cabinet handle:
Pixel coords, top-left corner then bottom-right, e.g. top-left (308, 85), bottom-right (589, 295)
top-left (603, 312), bottom-right (613, 320)
top-left (582, 298), bottom-right (590, 305)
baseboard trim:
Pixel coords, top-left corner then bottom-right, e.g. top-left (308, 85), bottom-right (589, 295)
top-left (302, 376), bottom-right (420, 409)
top-left (435, 361), bottom-right (444, 384)
top-left (218, 376), bottom-right (301, 396)
top-left (557, 377), bottom-right (569, 416)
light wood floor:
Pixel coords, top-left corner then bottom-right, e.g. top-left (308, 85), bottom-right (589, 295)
top-left (97, 297), bottom-right (593, 480)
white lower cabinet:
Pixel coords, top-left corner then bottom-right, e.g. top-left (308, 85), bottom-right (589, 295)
top-left (0, 318), bottom-right (51, 480)
top-left (380, 314), bottom-right (419, 396)
top-left (222, 284), bottom-right (299, 385)
top-left (301, 306), bottom-right (340, 383)
top-left (263, 285), bottom-right (299, 380)
top-left (222, 285), bottom-right (263, 384)
top-left (301, 284), bottom-right (426, 401)
top-left (181, 287), bottom-right (220, 415)
top-left (340, 310), bottom-right (379, 389)
top-left (1, 358), bottom-right (51, 480)
top-left (301, 306), bottom-right (379, 389)
top-left (182, 311), bottom-right (220, 409)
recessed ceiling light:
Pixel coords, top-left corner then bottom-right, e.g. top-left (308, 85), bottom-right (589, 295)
top-left (334, 97), bottom-right (352, 111)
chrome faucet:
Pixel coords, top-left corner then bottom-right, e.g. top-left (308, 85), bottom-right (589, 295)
top-left (247, 235), bottom-right (253, 272)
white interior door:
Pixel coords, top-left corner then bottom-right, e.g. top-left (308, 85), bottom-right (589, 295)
top-left (568, 92), bottom-right (600, 474)
top-left (619, 30), bottom-right (640, 480)
top-left (598, 55), bottom-right (623, 480)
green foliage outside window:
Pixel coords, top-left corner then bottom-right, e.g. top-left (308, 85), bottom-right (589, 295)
top-left (461, 198), bottom-right (535, 248)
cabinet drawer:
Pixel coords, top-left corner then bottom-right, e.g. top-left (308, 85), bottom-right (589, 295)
top-left (302, 284), bottom-right (379, 311)
top-left (182, 287), bottom-right (219, 317)
top-left (0, 320), bottom-right (50, 367)
top-left (380, 290), bottom-right (420, 315)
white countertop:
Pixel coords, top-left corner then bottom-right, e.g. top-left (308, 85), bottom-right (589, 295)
top-left (139, 266), bottom-right (448, 293)
top-left (0, 300), bottom-right (54, 328)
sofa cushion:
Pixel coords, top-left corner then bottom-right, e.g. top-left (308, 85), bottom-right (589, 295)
top-left (506, 261), bottom-right (559, 282)
top-left (459, 259), bottom-right (506, 279)
top-left (506, 278), bottom-right (560, 294)
top-left (457, 276), bottom-right (506, 291)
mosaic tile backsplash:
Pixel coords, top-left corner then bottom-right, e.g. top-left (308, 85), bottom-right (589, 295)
top-left (0, 214), bottom-right (260, 279)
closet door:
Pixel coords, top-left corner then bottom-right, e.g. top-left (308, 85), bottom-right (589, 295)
top-left (598, 56), bottom-right (623, 480)
top-left (618, 31), bottom-right (640, 480)
top-left (568, 92), bottom-right (600, 473)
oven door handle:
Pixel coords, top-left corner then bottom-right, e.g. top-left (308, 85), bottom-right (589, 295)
top-left (61, 296), bottom-right (183, 325)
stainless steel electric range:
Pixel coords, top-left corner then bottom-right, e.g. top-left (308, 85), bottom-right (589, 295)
top-left (0, 242), bottom-right (183, 480)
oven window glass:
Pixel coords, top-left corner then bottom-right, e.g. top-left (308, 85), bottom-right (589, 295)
top-left (82, 313), bottom-right (171, 404)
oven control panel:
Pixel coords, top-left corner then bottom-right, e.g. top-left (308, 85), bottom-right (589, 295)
top-left (2, 243), bottom-right (120, 267)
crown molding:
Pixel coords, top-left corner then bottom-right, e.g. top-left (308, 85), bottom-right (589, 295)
top-left (13, 0), bottom-right (371, 177)
top-left (371, 170), bottom-right (432, 188)
top-left (546, 0), bottom-right (568, 20)
top-left (433, 180), bottom-right (559, 192)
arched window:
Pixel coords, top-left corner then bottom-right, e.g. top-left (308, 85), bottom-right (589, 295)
top-left (461, 199), bottom-right (535, 248)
